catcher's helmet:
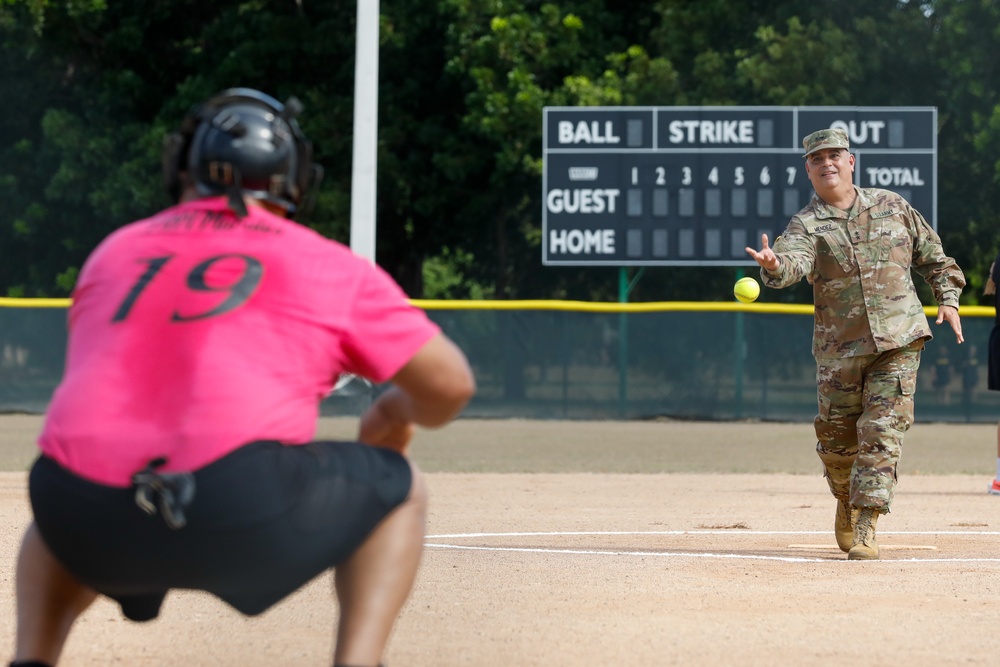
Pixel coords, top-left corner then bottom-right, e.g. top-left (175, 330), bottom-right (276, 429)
top-left (163, 88), bottom-right (322, 218)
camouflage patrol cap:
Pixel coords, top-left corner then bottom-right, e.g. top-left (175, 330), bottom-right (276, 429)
top-left (802, 128), bottom-right (850, 157)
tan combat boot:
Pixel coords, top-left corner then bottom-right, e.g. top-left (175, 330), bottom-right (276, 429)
top-left (847, 508), bottom-right (880, 560)
top-left (835, 499), bottom-right (857, 552)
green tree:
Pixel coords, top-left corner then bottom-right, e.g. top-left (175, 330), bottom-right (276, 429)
top-left (927, 0), bottom-right (1000, 300)
top-left (1, 0), bottom-right (999, 306)
top-left (0, 0), bottom-right (359, 296)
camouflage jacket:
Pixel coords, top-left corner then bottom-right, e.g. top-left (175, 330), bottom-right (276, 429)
top-left (761, 187), bottom-right (965, 359)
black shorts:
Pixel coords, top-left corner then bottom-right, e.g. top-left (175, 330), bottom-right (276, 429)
top-left (29, 440), bottom-right (412, 622)
top-left (990, 326), bottom-right (1000, 390)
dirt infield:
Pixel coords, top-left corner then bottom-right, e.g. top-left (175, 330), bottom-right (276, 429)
top-left (0, 415), bottom-right (998, 665)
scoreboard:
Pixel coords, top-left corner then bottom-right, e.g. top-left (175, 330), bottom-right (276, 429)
top-left (542, 106), bottom-right (937, 266)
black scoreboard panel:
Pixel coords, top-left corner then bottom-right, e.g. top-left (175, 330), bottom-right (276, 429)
top-left (542, 106), bottom-right (937, 266)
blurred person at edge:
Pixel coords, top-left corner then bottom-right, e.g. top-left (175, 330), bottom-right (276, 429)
top-left (982, 254), bottom-right (1000, 495)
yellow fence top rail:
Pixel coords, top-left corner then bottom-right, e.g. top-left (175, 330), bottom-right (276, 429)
top-left (1, 297), bottom-right (994, 318)
top-left (0, 297), bottom-right (73, 308)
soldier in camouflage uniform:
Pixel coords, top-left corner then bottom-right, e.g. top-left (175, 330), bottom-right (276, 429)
top-left (745, 128), bottom-right (966, 560)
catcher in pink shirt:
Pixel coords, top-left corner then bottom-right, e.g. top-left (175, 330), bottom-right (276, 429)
top-left (12, 88), bottom-right (475, 667)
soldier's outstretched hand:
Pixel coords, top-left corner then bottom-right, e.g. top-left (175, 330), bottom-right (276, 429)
top-left (936, 305), bottom-right (965, 344)
top-left (745, 233), bottom-right (780, 272)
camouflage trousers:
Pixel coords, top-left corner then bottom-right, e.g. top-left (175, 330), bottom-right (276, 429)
top-left (813, 339), bottom-right (924, 512)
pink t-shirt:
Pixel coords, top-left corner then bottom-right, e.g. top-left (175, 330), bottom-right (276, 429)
top-left (39, 198), bottom-right (440, 486)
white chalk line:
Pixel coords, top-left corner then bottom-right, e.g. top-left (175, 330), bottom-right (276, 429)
top-left (425, 543), bottom-right (829, 563)
top-left (428, 530), bottom-right (1000, 538)
top-left (424, 530), bottom-right (1000, 563)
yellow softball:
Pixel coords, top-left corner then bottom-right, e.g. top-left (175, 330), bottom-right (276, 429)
top-left (733, 276), bottom-right (760, 303)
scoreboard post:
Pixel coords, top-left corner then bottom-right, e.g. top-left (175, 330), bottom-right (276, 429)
top-left (542, 106), bottom-right (937, 267)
